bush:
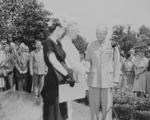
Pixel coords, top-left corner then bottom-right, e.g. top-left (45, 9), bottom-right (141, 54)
top-left (133, 111), bottom-right (150, 120)
top-left (113, 88), bottom-right (150, 120)
top-left (113, 103), bottom-right (134, 120)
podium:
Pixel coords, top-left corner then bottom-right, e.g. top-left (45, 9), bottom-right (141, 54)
top-left (59, 82), bottom-right (86, 103)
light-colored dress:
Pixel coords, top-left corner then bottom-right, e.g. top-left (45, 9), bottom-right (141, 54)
top-left (132, 57), bottom-right (148, 92)
top-left (0, 50), bottom-right (6, 88)
top-left (121, 60), bottom-right (134, 89)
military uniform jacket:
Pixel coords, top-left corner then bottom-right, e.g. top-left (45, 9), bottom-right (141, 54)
top-left (86, 40), bottom-right (117, 88)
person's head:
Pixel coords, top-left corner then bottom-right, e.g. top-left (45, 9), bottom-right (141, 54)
top-left (138, 51), bottom-right (145, 58)
top-left (0, 90), bottom-right (43, 120)
top-left (65, 21), bottom-right (79, 40)
top-left (96, 24), bottom-right (108, 43)
top-left (25, 45), bottom-right (29, 52)
top-left (126, 53), bottom-right (131, 60)
top-left (8, 33), bottom-right (13, 42)
top-left (4, 44), bottom-right (10, 53)
top-left (111, 40), bottom-right (118, 48)
top-left (19, 43), bottom-right (26, 52)
top-left (35, 40), bottom-right (42, 51)
top-left (1, 39), bottom-right (7, 45)
top-left (129, 48), bottom-right (135, 56)
top-left (48, 19), bottom-right (65, 41)
top-left (10, 42), bottom-right (16, 51)
top-left (135, 49), bottom-right (144, 58)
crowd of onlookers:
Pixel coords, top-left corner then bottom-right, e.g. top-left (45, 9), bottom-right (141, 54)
top-left (119, 48), bottom-right (150, 95)
top-left (0, 40), bottom-right (47, 98)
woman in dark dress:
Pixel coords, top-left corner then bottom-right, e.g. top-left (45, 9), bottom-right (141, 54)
top-left (41, 21), bottom-right (74, 120)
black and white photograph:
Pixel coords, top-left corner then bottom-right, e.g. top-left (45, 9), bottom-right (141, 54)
top-left (0, 0), bottom-right (150, 120)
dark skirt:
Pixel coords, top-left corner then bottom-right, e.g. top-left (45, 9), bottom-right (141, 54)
top-left (43, 96), bottom-right (61, 120)
top-left (60, 102), bottom-right (68, 120)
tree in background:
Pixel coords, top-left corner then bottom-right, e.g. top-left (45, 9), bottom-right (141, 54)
top-left (72, 34), bottom-right (88, 53)
top-left (111, 25), bottom-right (137, 54)
top-left (137, 25), bottom-right (150, 45)
top-left (0, 0), bottom-right (52, 49)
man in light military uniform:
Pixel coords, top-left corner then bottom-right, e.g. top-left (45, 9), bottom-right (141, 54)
top-left (30, 40), bottom-right (47, 98)
top-left (85, 24), bottom-right (120, 120)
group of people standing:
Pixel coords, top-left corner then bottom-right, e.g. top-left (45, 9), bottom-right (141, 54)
top-left (0, 40), bottom-right (47, 98)
top-left (0, 21), bottom-right (121, 120)
top-left (120, 47), bottom-right (150, 94)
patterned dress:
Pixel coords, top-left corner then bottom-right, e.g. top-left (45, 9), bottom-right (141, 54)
top-left (0, 50), bottom-right (6, 89)
top-left (132, 57), bottom-right (148, 92)
top-left (121, 59), bottom-right (134, 89)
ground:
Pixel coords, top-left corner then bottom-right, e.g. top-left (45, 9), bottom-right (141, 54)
top-left (72, 101), bottom-right (102, 120)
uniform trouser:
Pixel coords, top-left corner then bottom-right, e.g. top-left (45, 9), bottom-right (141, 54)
top-left (88, 86), bottom-right (113, 120)
top-left (32, 74), bottom-right (44, 96)
top-left (5, 72), bottom-right (14, 90)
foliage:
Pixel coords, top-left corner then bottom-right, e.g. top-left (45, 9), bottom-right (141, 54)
top-left (133, 111), bottom-right (150, 120)
top-left (111, 25), bottom-right (137, 54)
top-left (113, 103), bottom-right (134, 120)
top-left (72, 35), bottom-right (88, 53)
top-left (111, 24), bottom-right (150, 55)
top-left (77, 88), bottom-right (150, 120)
top-left (113, 88), bottom-right (150, 120)
top-left (0, 0), bottom-right (52, 49)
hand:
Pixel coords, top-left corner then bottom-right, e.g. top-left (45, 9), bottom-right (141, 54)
top-left (19, 70), bottom-right (23, 74)
top-left (30, 72), bottom-right (33, 76)
top-left (67, 78), bottom-right (75, 87)
top-left (7, 69), bottom-right (11, 73)
top-left (44, 71), bottom-right (48, 75)
top-left (114, 82), bottom-right (119, 88)
top-left (22, 70), bottom-right (27, 74)
top-left (66, 69), bottom-right (73, 80)
top-left (20, 70), bottom-right (27, 74)
top-left (85, 68), bottom-right (90, 74)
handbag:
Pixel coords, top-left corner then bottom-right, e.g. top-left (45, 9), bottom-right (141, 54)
top-left (53, 62), bottom-right (68, 83)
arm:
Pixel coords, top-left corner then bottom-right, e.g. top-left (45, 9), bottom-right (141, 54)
top-left (121, 62), bottom-right (125, 75)
top-left (48, 52), bottom-right (68, 76)
top-left (62, 43), bottom-right (88, 74)
top-left (29, 53), bottom-right (33, 75)
top-left (7, 55), bottom-right (15, 73)
top-left (136, 59), bottom-right (149, 76)
top-left (114, 47), bottom-right (121, 83)
top-left (14, 54), bottom-right (22, 73)
top-left (15, 62), bottom-right (22, 73)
